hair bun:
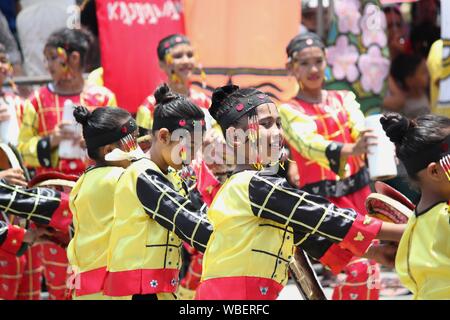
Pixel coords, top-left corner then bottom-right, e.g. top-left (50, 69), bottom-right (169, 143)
top-left (211, 85), bottom-right (239, 107)
top-left (154, 83), bottom-right (179, 105)
top-left (380, 113), bottom-right (410, 145)
top-left (73, 105), bottom-right (91, 125)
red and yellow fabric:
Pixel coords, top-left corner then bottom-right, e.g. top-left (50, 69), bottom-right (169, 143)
top-left (331, 257), bottom-right (380, 300)
top-left (196, 170), bottom-right (381, 300)
top-left (67, 166), bottom-right (124, 298)
top-left (279, 90), bottom-right (369, 199)
top-left (16, 244), bottom-right (43, 300)
top-left (136, 87), bottom-right (211, 134)
top-left (18, 84), bottom-right (117, 176)
top-left (39, 241), bottom-right (70, 300)
top-left (395, 202), bottom-right (450, 299)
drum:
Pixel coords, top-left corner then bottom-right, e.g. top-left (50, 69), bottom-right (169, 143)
top-left (28, 171), bottom-right (78, 247)
top-left (366, 181), bottom-right (413, 224)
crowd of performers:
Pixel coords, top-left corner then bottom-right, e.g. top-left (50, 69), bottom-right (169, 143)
top-left (0, 27), bottom-right (449, 301)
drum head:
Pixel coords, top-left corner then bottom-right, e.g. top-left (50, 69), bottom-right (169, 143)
top-left (374, 181), bottom-right (415, 211)
top-left (366, 193), bottom-right (412, 224)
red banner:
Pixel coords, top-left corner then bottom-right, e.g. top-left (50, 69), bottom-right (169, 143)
top-left (96, 0), bottom-right (185, 113)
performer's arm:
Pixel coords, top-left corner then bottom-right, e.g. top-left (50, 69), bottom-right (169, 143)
top-left (17, 97), bottom-right (56, 168)
top-left (341, 91), bottom-right (366, 141)
top-left (294, 232), bottom-right (354, 275)
top-left (135, 169), bottom-right (213, 253)
top-left (279, 103), bottom-right (347, 176)
top-left (0, 180), bottom-right (71, 232)
top-left (248, 174), bottom-right (402, 258)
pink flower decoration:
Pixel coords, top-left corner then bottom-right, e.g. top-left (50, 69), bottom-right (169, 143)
top-left (179, 119), bottom-right (186, 126)
top-left (360, 3), bottom-right (387, 48)
top-left (326, 36), bottom-right (359, 82)
top-left (235, 103), bottom-right (244, 111)
top-left (164, 42), bottom-right (170, 48)
top-left (358, 46), bottom-right (390, 94)
top-left (334, 0), bottom-right (361, 35)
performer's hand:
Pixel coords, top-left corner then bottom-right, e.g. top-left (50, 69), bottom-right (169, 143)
top-left (50, 121), bottom-right (75, 148)
top-left (0, 168), bottom-right (27, 187)
top-left (0, 104), bottom-right (10, 122)
top-left (342, 129), bottom-right (378, 156)
top-left (364, 242), bottom-right (398, 268)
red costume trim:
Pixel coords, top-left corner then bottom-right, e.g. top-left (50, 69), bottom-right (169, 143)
top-left (339, 214), bottom-right (382, 257)
top-left (103, 268), bottom-right (180, 296)
top-left (71, 266), bottom-right (107, 296)
top-left (48, 192), bottom-right (72, 231)
top-left (1, 225), bottom-right (25, 255)
top-left (195, 276), bottom-right (284, 300)
top-left (319, 243), bottom-right (354, 275)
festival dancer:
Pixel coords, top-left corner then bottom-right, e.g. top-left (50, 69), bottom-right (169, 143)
top-left (195, 85), bottom-right (404, 300)
top-left (279, 32), bottom-right (381, 300)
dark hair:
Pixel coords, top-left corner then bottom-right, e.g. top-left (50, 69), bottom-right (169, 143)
top-left (381, 112), bottom-right (450, 180)
top-left (45, 28), bottom-right (93, 69)
top-left (152, 83), bottom-right (204, 132)
top-left (74, 106), bottom-right (131, 160)
top-left (286, 32), bottom-right (325, 59)
top-left (390, 53), bottom-right (424, 90)
top-left (209, 85), bottom-right (260, 133)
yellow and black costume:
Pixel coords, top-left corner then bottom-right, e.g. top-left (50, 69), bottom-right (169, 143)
top-left (0, 180), bottom-right (71, 256)
top-left (67, 165), bottom-right (124, 299)
top-left (196, 85), bottom-right (382, 300)
top-left (104, 157), bottom-right (212, 298)
top-left (395, 201), bottom-right (450, 299)
top-left (196, 169), bottom-right (381, 300)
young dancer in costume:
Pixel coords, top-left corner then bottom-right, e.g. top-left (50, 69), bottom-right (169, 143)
top-left (195, 85), bottom-right (404, 300)
top-left (381, 113), bottom-right (450, 299)
top-left (104, 84), bottom-right (212, 300)
top-left (18, 28), bottom-right (117, 176)
top-left (279, 32), bottom-right (380, 300)
top-left (17, 28), bottom-right (116, 300)
top-left (67, 106), bottom-right (141, 300)
top-left (136, 34), bottom-right (211, 137)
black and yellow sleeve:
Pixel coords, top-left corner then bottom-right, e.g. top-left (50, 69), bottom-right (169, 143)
top-left (0, 180), bottom-right (72, 232)
top-left (248, 172), bottom-right (382, 259)
top-left (136, 169), bottom-right (213, 253)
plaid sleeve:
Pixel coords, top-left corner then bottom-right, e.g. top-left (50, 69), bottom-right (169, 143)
top-left (279, 103), bottom-right (346, 175)
top-left (249, 173), bottom-right (381, 257)
top-left (0, 180), bottom-right (72, 232)
top-left (136, 169), bottom-right (213, 253)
